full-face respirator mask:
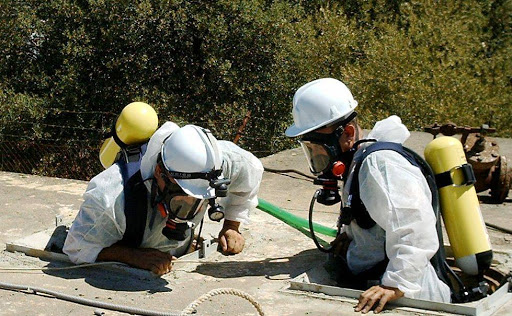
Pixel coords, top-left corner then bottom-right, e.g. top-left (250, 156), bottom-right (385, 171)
top-left (299, 114), bottom-right (358, 205)
top-left (154, 127), bottom-right (231, 241)
top-left (151, 166), bottom-right (204, 241)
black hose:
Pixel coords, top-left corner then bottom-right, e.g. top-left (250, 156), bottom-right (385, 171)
top-left (195, 218), bottom-right (204, 251)
top-left (485, 222), bottom-right (512, 235)
top-left (263, 167), bottom-right (315, 181)
top-left (443, 261), bottom-right (470, 303)
top-left (0, 281), bottom-right (181, 316)
top-left (308, 190), bottom-right (334, 253)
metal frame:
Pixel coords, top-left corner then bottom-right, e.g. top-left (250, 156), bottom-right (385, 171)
top-left (286, 267), bottom-right (512, 316)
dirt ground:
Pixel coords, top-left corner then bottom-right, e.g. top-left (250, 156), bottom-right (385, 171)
top-left (0, 131), bottom-right (511, 316)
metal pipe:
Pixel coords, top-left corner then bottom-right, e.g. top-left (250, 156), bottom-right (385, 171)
top-left (0, 281), bottom-right (180, 316)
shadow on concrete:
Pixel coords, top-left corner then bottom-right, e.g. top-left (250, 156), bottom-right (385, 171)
top-left (192, 248), bottom-right (324, 279)
top-left (42, 261), bottom-right (172, 293)
top-left (35, 226), bottom-right (171, 293)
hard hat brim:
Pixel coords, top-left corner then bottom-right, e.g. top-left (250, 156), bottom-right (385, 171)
top-left (175, 178), bottom-right (216, 200)
top-left (285, 113), bottom-right (352, 137)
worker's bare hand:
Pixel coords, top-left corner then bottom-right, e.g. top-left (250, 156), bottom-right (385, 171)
top-left (130, 248), bottom-right (176, 276)
top-left (355, 285), bottom-right (404, 314)
top-left (98, 244), bottom-right (175, 276)
top-left (330, 232), bottom-right (351, 257)
top-left (218, 220), bottom-right (245, 255)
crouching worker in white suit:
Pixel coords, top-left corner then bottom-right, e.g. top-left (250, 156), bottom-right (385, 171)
top-left (285, 78), bottom-right (451, 313)
top-left (64, 122), bottom-right (263, 275)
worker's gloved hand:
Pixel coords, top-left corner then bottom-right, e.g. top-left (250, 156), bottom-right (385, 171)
top-left (355, 285), bottom-right (404, 314)
top-left (218, 220), bottom-right (245, 255)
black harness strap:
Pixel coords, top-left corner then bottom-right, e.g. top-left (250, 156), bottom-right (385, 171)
top-left (435, 163), bottom-right (476, 188)
top-left (117, 143), bottom-right (148, 248)
top-left (342, 142), bottom-right (418, 229)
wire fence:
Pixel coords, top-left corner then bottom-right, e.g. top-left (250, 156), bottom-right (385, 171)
top-left (0, 111), bottom-right (290, 181)
top-left (0, 139), bottom-right (104, 180)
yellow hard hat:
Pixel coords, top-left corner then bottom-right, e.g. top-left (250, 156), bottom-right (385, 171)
top-left (99, 102), bottom-right (158, 169)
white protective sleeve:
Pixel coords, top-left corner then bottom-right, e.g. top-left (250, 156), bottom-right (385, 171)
top-left (64, 122), bottom-right (183, 264)
top-left (359, 150), bottom-right (450, 302)
top-left (218, 141), bottom-right (264, 224)
top-left (63, 165), bottom-right (126, 264)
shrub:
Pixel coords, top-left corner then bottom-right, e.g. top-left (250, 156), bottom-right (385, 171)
top-left (0, 0), bottom-right (510, 179)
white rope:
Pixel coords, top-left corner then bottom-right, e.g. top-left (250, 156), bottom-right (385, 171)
top-left (181, 288), bottom-right (265, 316)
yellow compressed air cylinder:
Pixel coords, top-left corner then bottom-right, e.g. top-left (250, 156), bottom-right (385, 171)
top-left (424, 136), bottom-right (492, 275)
top-left (99, 102), bottom-right (158, 169)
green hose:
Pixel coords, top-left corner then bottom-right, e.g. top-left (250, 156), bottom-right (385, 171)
top-left (256, 198), bottom-right (337, 238)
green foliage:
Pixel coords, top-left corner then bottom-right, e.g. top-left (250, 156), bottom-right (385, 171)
top-left (345, 0), bottom-right (512, 133)
top-left (0, 0), bottom-right (510, 180)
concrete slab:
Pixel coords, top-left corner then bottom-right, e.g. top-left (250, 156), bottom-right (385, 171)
top-left (0, 131), bottom-right (511, 316)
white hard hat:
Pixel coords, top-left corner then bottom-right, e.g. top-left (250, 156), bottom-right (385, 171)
top-left (160, 125), bottom-right (223, 199)
top-left (140, 122), bottom-right (180, 182)
top-left (285, 78), bottom-right (358, 137)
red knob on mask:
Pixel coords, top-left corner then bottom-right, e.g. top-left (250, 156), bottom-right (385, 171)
top-left (332, 161), bottom-right (346, 177)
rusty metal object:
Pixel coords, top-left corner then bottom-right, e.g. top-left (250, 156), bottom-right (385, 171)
top-left (465, 133), bottom-right (500, 192)
top-left (424, 122), bottom-right (511, 203)
top-left (423, 122), bottom-right (496, 144)
top-left (445, 257), bottom-right (509, 295)
top-left (233, 111), bottom-right (251, 144)
top-left (490, 156), bottom-right (511, 202)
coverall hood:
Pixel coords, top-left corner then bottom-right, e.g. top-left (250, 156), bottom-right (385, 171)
top-left (365, 115), bottom-right (410, 145)
top-left (140, 122), bottom-right (180, 183)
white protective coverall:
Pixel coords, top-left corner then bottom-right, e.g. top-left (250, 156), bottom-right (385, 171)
top-left (63, 122), bottom-right (264, 264)
top-left (342, 115), bottom-right (451, 302)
